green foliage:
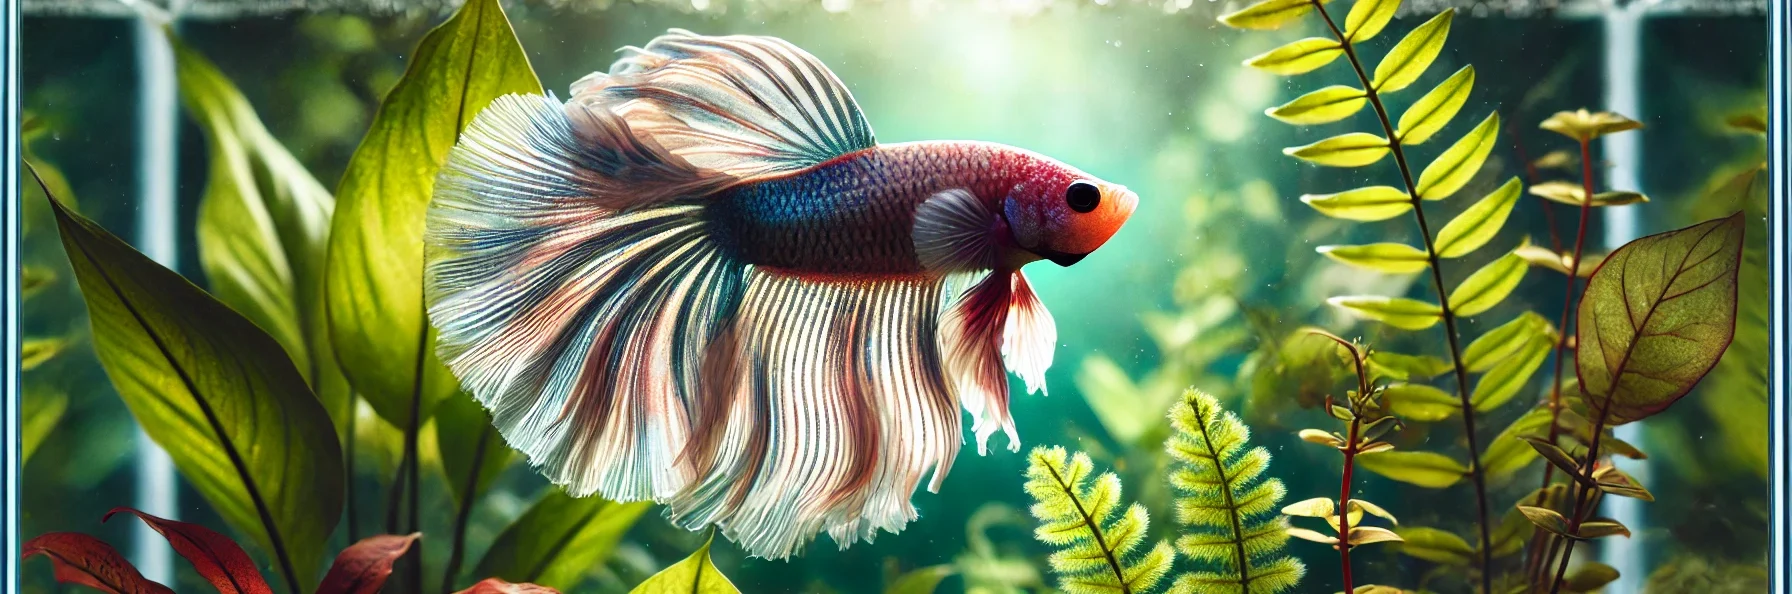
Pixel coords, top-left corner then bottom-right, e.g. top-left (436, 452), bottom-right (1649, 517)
top-left (168, 30), bottom-right (351, 441)
top-left (1024, 446), bottom-right (1174, 594)
top-left (885, 566), bottom-right (957, 594)
top-left (324, 0), bottom-right (541, 425)
top-left (21, 389), bottom-right (67, 466)
top-left (1164, 389), bottom-right (1302, 594)
top-left (629, 536), bottom-right (742, 594)
top-left (1354, 451), bottom-right (1465, 489)
top-left (475, 489), bottom-right (652, 591)
top-left (437, 392), bottom-right (513, 505)
top-left (1574, 214), bottom-right (1746, 425)
top-left (40, 172), bottom-right (343, 593)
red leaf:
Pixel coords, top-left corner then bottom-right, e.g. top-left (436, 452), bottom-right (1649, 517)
top-left (22, 532), bottom-right (175, 594)
top-left (103, 507), bottom-right (274, 594)
top-left (454, 578), bottom-right (562, 593)
top-left (316, 533), bottom-right (420, 594)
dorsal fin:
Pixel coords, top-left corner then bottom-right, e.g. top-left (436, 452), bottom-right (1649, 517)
top-left (570, 29), bottom-right (876, 182)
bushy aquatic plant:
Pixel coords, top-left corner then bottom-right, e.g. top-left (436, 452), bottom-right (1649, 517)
top-left (1164, 388), bottom-right (1302, 594)
top-left (1216, 0), bottom-right (1550, 588)
top-left (1024, 446), bottom-right (1175, 594)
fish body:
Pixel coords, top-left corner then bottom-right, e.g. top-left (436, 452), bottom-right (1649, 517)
top-left (425, 30), bottom-right (1136, 559)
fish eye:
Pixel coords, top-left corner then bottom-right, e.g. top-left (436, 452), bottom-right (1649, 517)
top-left (1065, 181), bottom-right (1101, 213)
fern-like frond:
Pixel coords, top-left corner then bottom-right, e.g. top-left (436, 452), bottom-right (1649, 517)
top-left (1165, 389), bottom-right (1304, 594)
top-left (1025, 446), bottom-right (1174, 594)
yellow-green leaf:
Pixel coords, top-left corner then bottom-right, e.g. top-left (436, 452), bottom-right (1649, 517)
top-left (1540, 109), bottom-right (1641, 143)
top-left (1395, 526), bottom-right (1473, 565)
top-left (1301, 186), bottom-right (1412, 221)
top-left (1396, 65), bottom-right (1474, 145)
top-left (1268, 85), bottom-right (1367, 125)
top-left (41, 174), bottom-right (343, 593)
top-left (1532, 150), bottom-right (1576, 170)
top-left (1246, 38), bottom-right (1345, 75)
top-left (20, 337), bottom-right (70, 372)
top-left (1380, 383), bottom-right (1459, 422)
top-left (1576, 214), bottom-right (1745, 425)
top-left (1357, 451), bottom-right (1467, 488)
top-left (1484, 407), bottom-right (1553, 481)
top-left (168, 32), bottom-right (352, 441)
top-left (1327, 296), bottom-right (1442, 330)
top-left (1489, 506), bottom-right (1533, 558)
top-left (1563, 562), bottom-right (1620, 592)
top-left (22, 389), bottom-right (66, 465)
top-left (1577, 520), bottom-right (1631, 540)
top-left (1529, 180), bottom-right (1584, 205)
top-left (1591, 191), bottom-right (1649, 206)
top-left (1285, 132), bottom-right (1390, 167)
top-left (1463, 311), bottom-right (1553, 372)
top-left (1219, 0), bottom-right (1329, 30)
top-left (1517, 506), bottom-right (1572, 538)
top-left (478, 490), bottom-right (653, 591)
top-left (1433, 177), bottom-right (1522, 258)
top-left (1416, 112), bottom-right (1501, 200)
top-left (325, 0), bottom-right (543, 426)
top-left (1448, 252), bottom-right (1527, 316)
top-left (885, 565), bottom-right (956, 594)
top-left (1469, 330), bottom-right (1549, 412)
top-left (22, 266), bottom-right (54, 298)
top-left (1520, 436), bottom-right (1585, 479)
top-left (1515, 240), bottom-right (1601, 278)
top-left (1366, 351), bottom-right (1450, 381)
top-left (1370, 9), bottom-right (1453, 93)
top-left (1318, 243), bottom-right (1430, 273)
top-left (1344, 0), bottom-right (1400, 42)
top-left (629, 536), bottom-right (743, 594)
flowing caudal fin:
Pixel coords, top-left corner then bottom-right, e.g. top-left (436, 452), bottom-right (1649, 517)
top-left (940, 271), bottom-right (1057, 455)
top-left (570, 29), bottom-right (876, 185)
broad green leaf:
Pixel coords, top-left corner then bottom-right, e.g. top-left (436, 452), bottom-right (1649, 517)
top-left (1484, 407), bottom-right (1552, 480)
top-left (1075, 354), bottom-right (1181, 445)
top-left (1370, 9), bottom-right (1453, 93)
top-left (1366, 351), bottom-right (1450, 381)
top-left (1448, 252), bottom-right (1528, 315)
top-left (1344, 0), bottom-right (1400, 42)
top-left (885, 565), bottom-right (956, 594)
top-left (326, 0), bottom-right (543, 425)
top-left (1594, 465), bottom-right (1654, 500)
top-left (1469, 330), bottom-right (1549, 412)
top-left (1432, 177), bottom-right (1522, 258)
top-left (22, 389), bottom-right (66, 465)
top-left (1577, 520), bottom-right (1631, 540)
top-left (1463, 311), bottom-right (1553, 372)
top-left (1517, 506), bottom-right (1572, 538)
top-left (1245, 38), bottom-right (1344, 75)
top-left (1327, 296), bottom-right (1442, 330)
top-left (1285, 133), bottom-right (1390, 167)
top-left (1380, 383), bottom-right (1459, 422)
top-left (1563, 562), bottom-right (1621, 592)
top-left (1317, 243), bottom-right (1429, 273)
top-left (476, 490), bottom-right (652, 591)
top-left (1591, 191), bottom-right (1649, 206)
top-left (1416, 112), bottom-right (1501, 200)
top-left (43, 179), bottom-right (342, 593)
top-left (1357, 450), bottom-right (1466, 488)
top-left (1267, 85), bottom-right (1367, 125)
top-left (629, 536), bottom-right (742, 594)
top-left (20, 337), bottom-right (70, 371)
top-left (1219, 0), bottom-right (1329, 30)
top-left (437, 392), bottom-right (513, 506)
top-left (1301, 186), bottom-right (1412, 221)
top-left (1540, 109), bottom-right (1641, 143)
top-left (1396, 65), bottom-right (1474, 145)
top-left (168, 33), bottom-right (353, 440)
top-left (1395, 527), bottom-right (1472, 565)
top-left (1576, 214), bottom-right (1745, 425)
top-left (1521, 436), bottom-right (1585, 480)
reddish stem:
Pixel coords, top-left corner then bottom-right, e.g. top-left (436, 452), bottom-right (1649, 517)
top-left (1339, 414), bottom-right (1361, 593)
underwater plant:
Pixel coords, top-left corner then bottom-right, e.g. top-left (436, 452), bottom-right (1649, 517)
top-left (1164, 388), bottom-right (1303, 594)
top-left (1217, 0), bottom-right (1537, 587)
top-left (1284, 331), bottom-right (1405, 593)
top-left (1023, 446), bottom-right (1174, 594)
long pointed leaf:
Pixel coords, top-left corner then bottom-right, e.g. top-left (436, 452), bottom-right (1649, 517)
top-left (1448, 251), bottom-right (1528, 316)
top-left (102, 508), bottom-right (273, 594)
top-left (629, 536), bottom-right (742, 594)
top-left (1396, 65), bottom-right (1474, 145)
top-left (23, 533), bottom-right (175, 594)
top-left (317, 534), bottom-right (421, 594)
top-left (325, 0), bottom-right (542, 425)
top-left (475, 490), bottom-right (652, 590)
top-left (1285, 133), bottom-right (1390, 167)
top-left (1267, 85), bottom-right (1366, 125)
top-left (1433, 177), bottom-right (1522, 258)
top-left (1416, 112), bottom-right (1500, 200)
top-left (1370, 9), bottom-right (1453, 93)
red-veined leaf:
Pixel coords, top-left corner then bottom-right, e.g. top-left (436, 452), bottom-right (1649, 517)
top-left (22, 533), bottom-right (174, 594)
top-left (316, 533), bottom-right (421, 594)
top-left (102, 507), bottom-right (272, 594)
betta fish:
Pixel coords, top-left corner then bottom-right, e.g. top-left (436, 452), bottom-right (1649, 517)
top-left (425, 29), bottom-right (1137, 559)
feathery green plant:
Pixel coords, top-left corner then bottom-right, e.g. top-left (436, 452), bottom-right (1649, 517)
top-left (1024, 446), bottom-right (1174, 594)
top-left (1216, 0), bottom-right (1544, 588)
top-left (1164, 389), bottom-right (1302, 594)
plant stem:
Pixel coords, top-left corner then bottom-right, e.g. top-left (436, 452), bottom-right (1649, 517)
top-left (385, 448), bottom-right (408, 534)
top-left (1192, 398), bottom-right (1254, 592)
top-left (1526, 137), bottom-right (1598, 585)
top-left (1042, 461), bottom-right (1133, 594)
top-left (347, 392), bottom-right (361, 543)
top-left (1337, 348), bottom-right (1370, 594)
top-left (1311, 4), bottom-right (1492, 590)
top-left (1546, 407), bottom-right (1612, 594)
top-left (405, 379), bottom-right (424, 591)
top-left (441, 423), bottom-right (495, 594)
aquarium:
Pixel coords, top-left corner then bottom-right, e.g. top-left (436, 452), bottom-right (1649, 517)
top-left (13, 0), bottom-right (1775, 592)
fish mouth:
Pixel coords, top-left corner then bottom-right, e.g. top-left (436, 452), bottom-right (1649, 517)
top-left (1036, 249), bottom-right (1088, 267)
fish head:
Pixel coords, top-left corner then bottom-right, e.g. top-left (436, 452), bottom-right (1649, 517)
top-left (1001, 165), bottom-right (1138, 268)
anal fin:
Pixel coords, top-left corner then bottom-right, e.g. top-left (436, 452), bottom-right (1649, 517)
top-left (940, 270), bottom-right (1058, 455)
